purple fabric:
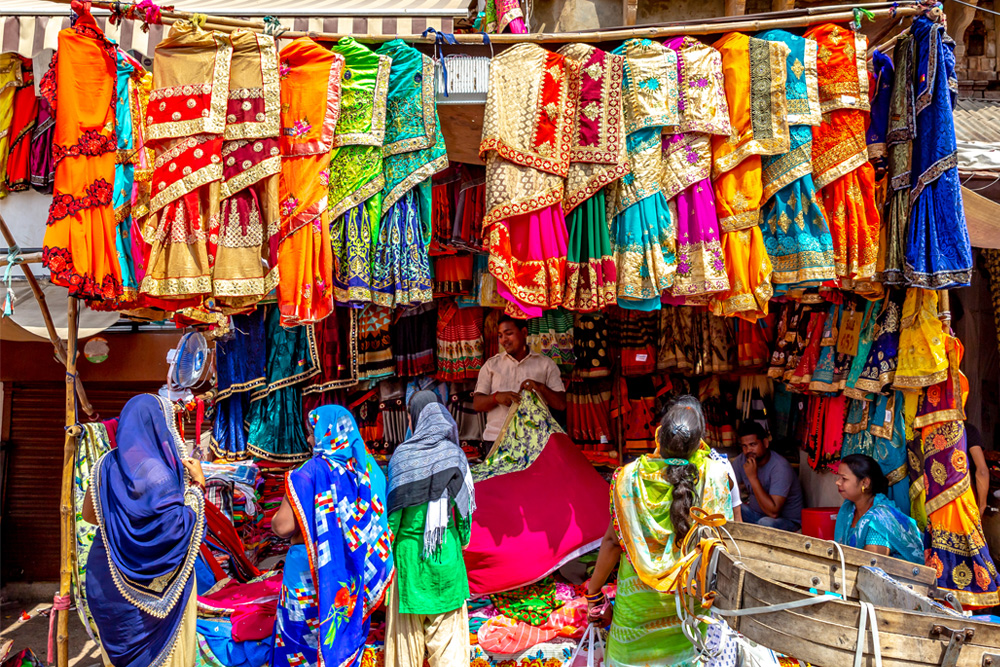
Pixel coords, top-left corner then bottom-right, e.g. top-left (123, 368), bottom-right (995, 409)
top-left (672, 178), bottom-right (727, 297)
top-left (29, 96), bottom-right (54, 194)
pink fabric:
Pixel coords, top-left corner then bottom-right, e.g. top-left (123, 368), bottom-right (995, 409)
top-left (477, 600), bottom-right (587, 654)
top-left (493, 203), bottom-right (568, 318)
top-left (464, 433), bottom-right (610, 595)
top-left (197, 574), bottom-right (281, 642)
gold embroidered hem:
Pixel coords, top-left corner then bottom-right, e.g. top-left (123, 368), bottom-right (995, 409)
top-left (714, 156), bottom-right (763, 232)
top-left (770, 253), bottom-right (837, 285)
top-left (712, 226), bottom-right (773, 322)
top-left (563, 260), bottom-right (618, 312)
top-left (761, 141), bottom-right (813, 202)
top-left (483, 153), bottom-right (565, 227)
top-left (565, 162), bottom-right (629, 214)
top-left (805, 24), bottom-right (871, 114)
top-left (487, 223), bottom-right (567, 309)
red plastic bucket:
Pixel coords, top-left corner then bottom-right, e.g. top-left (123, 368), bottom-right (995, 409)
top-left (801, 507), bottom-right (840, 540)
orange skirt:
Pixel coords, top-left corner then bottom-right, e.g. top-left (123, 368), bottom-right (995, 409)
top-left (712, 226), bottom-right (773, 322)
top-left (821, 161), bottom-right (880, 282)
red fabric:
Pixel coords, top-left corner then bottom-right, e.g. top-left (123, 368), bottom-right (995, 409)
top-left (197, 573), bottom-right (281, 642)
top-left (464, 433), bottom-right (610, 595)
top-left (205, 500), bottom-right (262, 582)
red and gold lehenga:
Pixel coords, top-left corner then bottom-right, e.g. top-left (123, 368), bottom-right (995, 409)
top-left (480, 43), bottom-right (578, 318)
top-left (4, 57), bottom-right (35, 194)
top-left (141, 20), bottom-right (232, 307)
top-left (805, 23), bottom-right (880, 288)
top-left (41, 9), bottom-right (123, 301)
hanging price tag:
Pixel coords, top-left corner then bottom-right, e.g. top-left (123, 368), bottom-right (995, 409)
top-left (837, 311), bottom-right (862, 356)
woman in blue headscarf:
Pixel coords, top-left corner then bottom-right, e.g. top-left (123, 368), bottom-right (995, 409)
top-left (270, 405), bottom-right (394, 667)
top-left (81, 393), bottom-right (207, 667)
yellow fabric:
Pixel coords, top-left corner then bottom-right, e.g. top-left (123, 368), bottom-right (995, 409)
top-left (712, 226), bottom-right (773, 322)
top-left (385, 578), bottom-right (469, 667)
top-left (894, 289), bottom-right (949, 389)
top-left (0, 54), bottom-right (23, 199)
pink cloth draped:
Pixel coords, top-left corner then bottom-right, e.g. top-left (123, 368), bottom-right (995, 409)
top-left (477, 600), bottom-right (588, 653)
top-left (197, 574), bottom-right (281, 642)
top-left (464, 433), bottom-right (610, 595)
top-left (492, 203), bottom-right (568, 318)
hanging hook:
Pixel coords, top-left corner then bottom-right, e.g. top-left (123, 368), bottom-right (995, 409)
top-left (480, 31), bottom-right (494, 59)
top-left (263, 16), bottom-right (287, 38)
top-left (422, 28), bottom-right (458, 97)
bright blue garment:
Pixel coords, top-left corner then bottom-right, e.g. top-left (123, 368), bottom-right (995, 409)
top-left (87, 394), bottom-right (205, 667)
top-left (867, 49), bottom-right (894, 173)
top-left (112, 49), bottom-right (138, 299)
top-left (757, 29), bottom-right (835, 291)
top-left (904, 16), bottom-right (973, 289)
top-left (835, 493), bottom-right (923, 564)
top-left (371, 186), bottom-right (433, 308)
top-left (271, 405), bottom-right (393, 667)
top-left (841, 393), bottom-right (911, 515)
top-left (212, 309), bottom-right (266, 460)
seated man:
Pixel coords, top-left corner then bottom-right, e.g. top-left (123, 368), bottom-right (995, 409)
top-left (733, 421), bottom-right (803, 531)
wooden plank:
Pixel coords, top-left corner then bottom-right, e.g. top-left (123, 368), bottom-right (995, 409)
top-left (725, 0), bottom-right (748, 15)
top-left (439, 104), bottom-right (485, 165)
top-left (623, 0), bottom-right (638, 26)
top-left (726, 522), bottom-right (936, 587)
top-left (856, 567), bottom-right (962, 617)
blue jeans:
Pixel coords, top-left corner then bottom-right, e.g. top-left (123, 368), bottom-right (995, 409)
top-left (741, 505), bottom-right (801, 532)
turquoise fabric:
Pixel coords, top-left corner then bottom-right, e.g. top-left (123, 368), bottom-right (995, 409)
top-left (835, 493), bottom-right (923, 564)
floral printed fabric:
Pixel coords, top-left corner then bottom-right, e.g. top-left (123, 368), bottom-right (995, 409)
top-left (74, 423), bottom-right (113, 641)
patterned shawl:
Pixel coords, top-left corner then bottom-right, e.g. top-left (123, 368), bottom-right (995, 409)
top-left (286, 405), bottom-right (393, 666)
top-left (667, 36), bottom-right (732, 136)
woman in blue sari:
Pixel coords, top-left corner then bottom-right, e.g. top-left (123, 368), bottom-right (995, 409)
top-left (270, 405), bottom-right (394, 667)
top-left (834, 453), bottom-right (923, 563)
top-left (81, 393), bottom-right (207, 667)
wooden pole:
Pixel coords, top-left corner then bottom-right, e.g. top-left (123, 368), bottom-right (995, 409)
top-left (41, 0), bottom-right (922, 42)
top-left (0, 251), bottom-right (43, 267)
top-left (57, 296), bottom-right (80, 667)
top-left (0, 214), bottom-right (94, 416)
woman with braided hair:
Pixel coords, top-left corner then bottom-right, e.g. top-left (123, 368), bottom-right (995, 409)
top-left (585, 395), bottom-right (734, 667)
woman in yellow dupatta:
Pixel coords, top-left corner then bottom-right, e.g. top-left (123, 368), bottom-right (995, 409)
top-left (585, 396), bottom-right (733, 667)
top-left (710, 33), bottom-right (789, 321)
top-left (275, 38), bottom-right (341, 325)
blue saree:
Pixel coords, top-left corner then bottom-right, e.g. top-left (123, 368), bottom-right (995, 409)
top-left (112, 49), bottom-right (139, 303)
top-left (904, 16), bottom-right (973, 289)
top-left (835, 493), bottom-right (923, 564)
top-left (87, 394), bottom-right (205, 667)
top-left (272, 405), bottom-right (393, 667)
top-left (757, 29), bottom-right (835, 292)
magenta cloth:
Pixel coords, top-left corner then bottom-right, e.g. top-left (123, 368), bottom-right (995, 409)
top-left (197, 574), bottom-right (281, 642)
top-left (101, 418), bottom-right (119, 448)
top-left (464, 433), bottom-right (609, 595)
top-left (493, 203), bottom-right (569, 318)
top-left (671, 178), bottom-right (727, 297)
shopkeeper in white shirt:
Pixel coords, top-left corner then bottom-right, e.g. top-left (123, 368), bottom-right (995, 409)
top-left (473, 315), bottom-right (567, 443)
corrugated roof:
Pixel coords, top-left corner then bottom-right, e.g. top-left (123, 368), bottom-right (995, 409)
top-left (954, 98), bottom-right (1000, 145)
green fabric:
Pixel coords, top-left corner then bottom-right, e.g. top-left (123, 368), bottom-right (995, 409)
top-left (566, 189), bottom-right (613, 266)
top-left (607, 558), bottom-right (703, 667)
top-left (328, 38), bottom-right (389, 227)
top-left (389, 502), bottom-right (471, 615)
top-left (489, 578), bottom-right (559, 626)
top-left (472, 390), bottom-right (565, 483)
top-left (375, 39), bottom-right (449, 220)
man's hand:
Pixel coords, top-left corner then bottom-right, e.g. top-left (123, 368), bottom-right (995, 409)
top-left (520, 379), bottom-right (539, 392)
top-left (743, 456), bottom-right (758, 480)
top-left (494, 391), bottom-right (520, 407)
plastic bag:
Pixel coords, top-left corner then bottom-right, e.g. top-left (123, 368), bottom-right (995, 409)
top-left (564, 624), bottom-right (605, 667)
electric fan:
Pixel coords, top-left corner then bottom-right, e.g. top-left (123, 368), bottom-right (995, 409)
top-left (160, 331), bottom-right (211, 402)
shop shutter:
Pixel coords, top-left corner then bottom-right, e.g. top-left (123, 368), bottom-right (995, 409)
top-left (1, 382), bottom-right (160, 582)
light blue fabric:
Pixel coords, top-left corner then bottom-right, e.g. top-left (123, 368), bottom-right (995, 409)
top-left (835, 493), bottom-right (923, 563)
top-left (841, 393), bottom-right (911, 516)
top-left (197, 618), bottom-right (271, 667)
top-left (112, 49), bottom-right (138, 298)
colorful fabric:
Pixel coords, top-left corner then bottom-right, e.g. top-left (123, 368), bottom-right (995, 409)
top-left (881, 34), bottom-right (914, 286)
top-left (274, 405), bottom-right (394, 667)
top-left (481, 43), bottom-right (575, 316)
top-left (834, 493), bottom-right (923, 563)
top-left (666, 36), bottom-right (732, 137)
top-left (74, 423), bottom-right (113, 641)
top-left (473, 390), bottom-right (564, 482)
top-left (304, 305), bottom-right (358, 394)
top-left (212, 309), bottom-right (267, 459)
top-left (483, 0), bottom-right (527, 34)
top-left (806, 23), bottom-right (869, 114)
top-left (29, 95), bottom-right (55, 193)
top-left (914, 337), bottom-right (1000, 609)
top-left (393, 302), bottom-right (437, 378)
top-left (357, 304), bottom-right (395, 381)
top-left (527, 309), bottom-right (576, 375)
top-left (465, 430), bottom-right (609, 595)
top-left (803, 394), bottom-right (847, 472)
top-left (87, 394), bottom-right (204, 667)
top-left (246, 306), bottom-right (319, 462)
top-left (853, 289), bottom-right (905, 395)
top-left (489, 578), bottom-right (559, 626)
top-left (0, 54), bottom-right (24, 198)
top-left (711, 226), bottom-right (773, 322)
top-left (5, 61), bottom-right (35, 194)
top-left (841, 392), bottom-right (910, 514)
top-left (904, 16), bottom-right (973, 289)
top-left (476, 598), bottom-right (589, 654)
top-left (212, 30), bottom-right (281, 312)
top-left (329, 37), bottom-right (391, 305)
top-left (573, 312), bottom-right (611, 378)
top-left (894, 288), bottom-right (949, 389)
top-left (867, 48), bottom-right (894, 173)
top-left (435, 300), bottom-right (485, 382)
top-left (40, 11), bottom-right (123, 301)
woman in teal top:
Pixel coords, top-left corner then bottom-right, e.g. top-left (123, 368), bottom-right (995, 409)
top-left (834, 454), bottom-right (924, 564)
top-left (385, 391), bottom-right (476, 667)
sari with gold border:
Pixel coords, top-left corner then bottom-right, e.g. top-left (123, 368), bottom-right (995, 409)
top-left (710, 33), bottom-right (789, 321)
top-left (276, 37), bottom-right (342, 325)
top-left (481, 43), bottom-right (577, 317)
top-left (607, 39), bottom-right (679, 311)
top-left (141, 21), bottom-right (231, 304)
top-left (558, 43), bottom-right (627, 312)
top-left (805, 23), bottom-right (879, 287)
top-left (0, 53), bottom-right (23, 199)
top-left (4, 57), bottom-right (34, 195)
top-left (329, 37), bottom-right (390, 305)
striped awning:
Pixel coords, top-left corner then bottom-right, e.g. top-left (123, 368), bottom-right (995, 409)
top-left (1, 0), bottom-right (473, 58)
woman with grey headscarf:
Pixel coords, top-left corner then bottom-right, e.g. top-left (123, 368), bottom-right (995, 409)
top-left (385, 391), bottom-right (476, 667)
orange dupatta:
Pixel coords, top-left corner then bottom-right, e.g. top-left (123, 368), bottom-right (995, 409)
top-left (275, 38), bottom-right (342, 325)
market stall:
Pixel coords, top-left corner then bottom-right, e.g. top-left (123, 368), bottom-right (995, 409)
top-left (0, 0), bottom-right (998, 665)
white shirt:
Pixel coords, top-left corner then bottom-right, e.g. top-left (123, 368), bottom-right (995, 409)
top-left (474, 351), bottom-right (565, 441)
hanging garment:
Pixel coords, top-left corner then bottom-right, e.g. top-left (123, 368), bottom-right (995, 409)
top-left (212, 309), bottom-right (267, 460)
top-left (357, 303), bottom-right (395, 381)
top-left (212, 30), bottom-right (281, 312)
top-left (303, 305), bottom-right (358, 396)
top-left (141, 21), bottom-right (232, 305)
top-left (40, 12), bottom-right (123, 301)
top-left (661, 36), bottom-right (732, 301)
top-left (803, 394), bottom-right (846, 471)
top-left (329, 37), bottom-right (390, 305)
top-left (843, 298), bottom-right (882, 400)
top-left (483, 0), bottom-right (527, 33)
top-left (393, 302), bottom-right (438, 378)
top-left (841, 392), bottom-right (911, 514)
top-left (435, 300), bottom-right (485, 382)
top-left (607, 39), bottom-right (680, 311)
top-left (5, 58), bottom-right (35, 194)
top-left (450, 165), bottom-right (486, 251)
top-left (881, 33), bottom-right (914, 286)
top-left (372, 40), bottom-right (449, 308)
top-left (481, 43), bottom-right (576, 317)
top-left (246, 306), bottom-right (319, 462)
top-left (573, 312), bottom-right (611, 378)
top-left (612, 306), bottom-right (659, 377)
top-left (805, 23), bottom-right (880, 286)
top-left (867, 48), bottom-right (894, 176)
top-left (756, 29), bottom-right (835, 290)
top-left (0, 54), bottom-right (25, 198)
top-left (852, 289), bottom-right (905, 396)
top-left (557, 43), bottom-right (628, 312)
top-left (904, 16), bottom-right (973, 289)
top-left (275, 37), bottom-right (342, 325)
top-left (710, 33), bottom-right (789, 320)
top-left (527, 308), bottom-right (576, 375)
top-left (915, 337), bottom-right (1000, 609)
top-left (894, 288), bottom-right (949, 390)
top-left (29, 95), bottom-right (55, 193)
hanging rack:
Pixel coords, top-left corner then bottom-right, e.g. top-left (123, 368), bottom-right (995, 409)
top-left (38, 0), bottom-right (923, 42)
